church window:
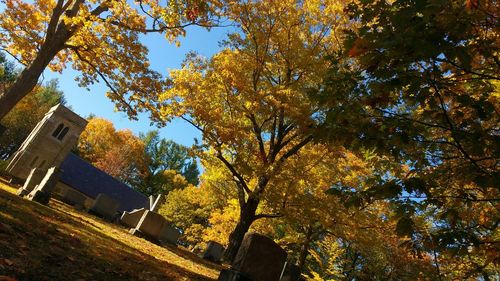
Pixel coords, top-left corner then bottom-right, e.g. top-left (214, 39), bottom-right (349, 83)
top-left (52, 123), bottom-right (64, 138)
top-left (30, 156), bottom-right (39, 168)
top-left (52, 123), bottom-right (70, 141)
top-left (58, 127), bottom-right (69, 140)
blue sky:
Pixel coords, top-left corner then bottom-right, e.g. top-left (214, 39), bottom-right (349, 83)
top-left (41, 25), bottom-right (231, 147)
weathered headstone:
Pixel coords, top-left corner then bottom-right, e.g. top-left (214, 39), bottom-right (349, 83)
top-left (202, 241), bottom-right (225, 263)
top-left (129, 210), bottom-right (180, 245)
top-left (229, 233), bottom-right (287, 281)
top-left (120, 208), bottom-right (148, 228)
top-left (17, 168), bottom-right (46, 196)
top-left (158, 222), bottom-right (181, 244)
top-left (27, 167), bottom-right (60, 204)
top-left (89, 193), bottom-right (121, 220)
top-left (59, 188), bottom-right (87, 207)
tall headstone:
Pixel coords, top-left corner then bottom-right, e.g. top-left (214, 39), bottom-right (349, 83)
top-left (6, 104), bottom-right (87, 181)
top-left (27, 167), bottom-right (60, 204)
top-left (220, 233), bottom-right (287, 281)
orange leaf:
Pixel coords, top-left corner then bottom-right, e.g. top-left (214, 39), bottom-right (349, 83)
top-left (466, 0), bottom-right (479, 10)
top-left (348, 38), bottom-right (370, 57)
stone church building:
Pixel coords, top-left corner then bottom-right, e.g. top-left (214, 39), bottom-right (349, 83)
top-left (6, 104), bottom-right (149, 213)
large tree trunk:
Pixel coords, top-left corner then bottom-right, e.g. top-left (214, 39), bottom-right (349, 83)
top-left (0, 21), bottom-right (74, 121)
top-left (223, 196), bottom-right (260, 263)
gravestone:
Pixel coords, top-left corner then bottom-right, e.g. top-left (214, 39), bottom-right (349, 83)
top-left (17, 168), bottom-right (46, 196)
top-left (59, 188), bottom-right (87, 207)
top-left (225, 233), bottom-right (287, 281)
top-left (158, 222), bottom-right (181, 244)
top-left (121, 208), bottom-right (148, 228)
top-left (129, 210), bottom-right (180, 245)
top-left (202, 241), bottom-right (225, 263)
top-left (27, 167), bottom-right (60, 204)
top-left (89, 193), bottom-right (121, 220)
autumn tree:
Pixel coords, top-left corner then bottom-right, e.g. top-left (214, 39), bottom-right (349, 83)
top-left (137, 130), bottom-right (199, 196)
top-left (0, 79), bottom-right (66, 159)
top-left (0, 0), bottom-right (222, 120)
top-left (313, 0), bottom-right (499, 279)
top-left (160, 0), bottom-right (351, 261)
top-left (77, 117), bottom-right (147, 186)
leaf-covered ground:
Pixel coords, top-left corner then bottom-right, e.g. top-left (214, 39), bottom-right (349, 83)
top-left (0, 178), bottom-right (223, 281)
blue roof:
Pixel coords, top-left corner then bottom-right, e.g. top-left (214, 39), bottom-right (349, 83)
top-left (59, 153), bottom-right (148, 212)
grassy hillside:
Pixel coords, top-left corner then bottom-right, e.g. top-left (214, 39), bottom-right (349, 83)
top-left (0, 178), bottom-right (223, 281)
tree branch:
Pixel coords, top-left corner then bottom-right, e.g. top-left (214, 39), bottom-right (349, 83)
top-left (215, 150), bottom-right (252, 195)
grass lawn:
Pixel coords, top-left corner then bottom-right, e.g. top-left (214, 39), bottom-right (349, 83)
top-left (0, 178), bottom-right (223, 281)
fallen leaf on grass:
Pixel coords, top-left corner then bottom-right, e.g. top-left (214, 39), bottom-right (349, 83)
top-left (2, 259), bottom-right (14, 266)
top-left (0, 275), bottom-right (17, 281)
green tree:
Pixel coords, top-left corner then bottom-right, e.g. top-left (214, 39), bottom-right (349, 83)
top-left (138, 130), bottom-right (199, 196)
top-left (314, 0), bottom-right (499, 279)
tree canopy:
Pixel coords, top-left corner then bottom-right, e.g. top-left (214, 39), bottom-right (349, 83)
top-left (312, 0), bottom-right (499, 279)
top-left (0, 0), bottom-right (222, 120)
top-left (137, 130), bottom-right (199, 196)
top-left (160, 0), bottom-right (351, 262)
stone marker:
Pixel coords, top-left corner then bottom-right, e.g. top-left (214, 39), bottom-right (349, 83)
top-left (27, 167), bottom-right (60, 204)
top-left (129, 210), bottom-right (181, 245)
top-left (89, 193), bottom-right (121, 220)
top-left (230, 233), bottom-right (287, 281)
top-left (158, 222), bottom-right (181, 244)
top-left (120, 208), bottom-right (148, 228)
top-left (17, 168), bottom-right (46, 196)
top-left (202, 241), bottom-right (225, 263)
top-left (60, 188), bottom-right (87, 207)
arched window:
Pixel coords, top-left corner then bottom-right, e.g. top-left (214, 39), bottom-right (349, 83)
top-left (58, 127), bottom-right (69, 140)
top-left (52, 123), bottom-right (64, 138)
top-left (52, 123), bottom-right (70, 141)
top-left (38, 159), bottom-right (46, 169)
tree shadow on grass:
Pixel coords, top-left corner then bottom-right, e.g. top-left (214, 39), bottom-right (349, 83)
top-left (0, 185), bottom-right (218, 281)
top-left (162, 243), bottom-right (226, 273)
